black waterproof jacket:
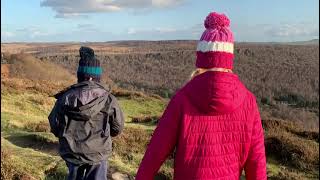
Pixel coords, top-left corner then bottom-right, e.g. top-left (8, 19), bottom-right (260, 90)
top-left (48, 81), bottom-right (124, 165)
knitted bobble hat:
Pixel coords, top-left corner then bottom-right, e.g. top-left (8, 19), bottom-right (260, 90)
top-left (196, 12), bottom-right (234, 69)
top-left (77, 46), bottom-right (102, 83)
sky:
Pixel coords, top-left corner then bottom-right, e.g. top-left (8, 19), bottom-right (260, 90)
top-left (1, 0), bottom-right (319, 42)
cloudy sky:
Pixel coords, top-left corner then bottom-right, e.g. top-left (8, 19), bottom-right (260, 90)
top-left (1, 0), bottom-right (319, 42)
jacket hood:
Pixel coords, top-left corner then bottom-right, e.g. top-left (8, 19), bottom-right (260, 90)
top-left (55, 81), bottom-right (109, 121)
top-left (184, 71), bottom-right (247, 115)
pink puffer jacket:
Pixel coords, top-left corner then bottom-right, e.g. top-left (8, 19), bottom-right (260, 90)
top-left (136, 71), bottom-right (267, 180)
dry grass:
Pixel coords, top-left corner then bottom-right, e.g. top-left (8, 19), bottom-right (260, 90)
top-left (1, 64), bottom-right (10, 78)
top-left (112, 87), bottom-right (148, 98)
top-left (131, 115), bottom-right (161, 124)
top-left (1, 77), bottom-right (73, 96)
top-left (5, 53), bottom-right (75, 82)
top-left (1, 150), bottom-right (17, 180)
top-left (263, 119), bottom-right (319, 172)
top-left (113, 127), bottom-right (151, 156)
top-left (24, 121), bottom-right (50, 132)
top-left (111, 127), bottom-right (174, 179)
top-left (1, 149), bottom-right (36, 180)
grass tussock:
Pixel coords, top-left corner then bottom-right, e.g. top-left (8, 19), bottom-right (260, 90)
top-left (262, 118), bottom-right (319, 141)
top-left (24, 121), bottom-right (50, 132)
top-left (263, 119), bottom-right (319, 172)
top-left (113, 127), bottom-right (151, 156)
top-left (112, 88), bottom-right (147, 98)
top-left (131, 115), bottom-right (161, 124)
top-left (1, 77), bottom-right (73, 96)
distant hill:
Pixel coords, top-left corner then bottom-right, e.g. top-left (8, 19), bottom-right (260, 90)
top-left (237, 39), bottom-right (319, 46)
top-left (283, 39), bottom-right (319, 45)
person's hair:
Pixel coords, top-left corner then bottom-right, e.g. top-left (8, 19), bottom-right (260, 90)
top-left (190, 68), bottom-right (205, 80)
top-left (77, 75), bottom-right (99, 83)
top-left (190, 68), bottom-right (233, 80)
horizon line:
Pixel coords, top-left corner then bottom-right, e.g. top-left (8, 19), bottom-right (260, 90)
top-left (1, 39), bottom-right (319, 44)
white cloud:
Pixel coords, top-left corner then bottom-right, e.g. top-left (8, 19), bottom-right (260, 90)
top-left (125, 25), bottom-right (201, 40)
top-left (127, 28), bottom-right (137, 34)
top-left (151, 0), bottom-right (183, 8)
top-left (40, 0), bottom-right (186, 18)
top-left (266, 23), bottom-right (319, 37)
top-left (127, 27), bottom-right (177, 35)
top-left (14, 26), bottom-right (53, 39)
top-left (55, 13), bottom-right (90, 19)
top-left (155, 27), bottom-right (177, 33)
top-left (232, 22), bottom-right (319, 42)
top-left (1, 31), bottom-right (15, 38)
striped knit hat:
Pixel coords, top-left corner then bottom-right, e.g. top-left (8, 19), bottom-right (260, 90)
top-left (77, 46), bottom-right (102, 83)
top-left (196, 12), bottom-right (234, 69)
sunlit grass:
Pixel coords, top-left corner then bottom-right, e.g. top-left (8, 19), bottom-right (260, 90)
top-left (1, 137), bottom-right (60, 180)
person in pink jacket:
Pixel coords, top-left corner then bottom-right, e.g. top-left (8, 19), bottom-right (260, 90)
top-left (136, 12), bottom-right (267, 180)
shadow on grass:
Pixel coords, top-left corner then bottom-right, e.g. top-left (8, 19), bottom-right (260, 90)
top-left (5, 132), bottom-right (59, 156)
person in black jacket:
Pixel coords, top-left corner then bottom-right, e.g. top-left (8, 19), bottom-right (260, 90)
top-left (48, 46), bottom-right (124, 180)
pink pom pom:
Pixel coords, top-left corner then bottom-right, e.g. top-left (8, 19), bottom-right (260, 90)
top-left (204, 12), bottom-right (230, 29)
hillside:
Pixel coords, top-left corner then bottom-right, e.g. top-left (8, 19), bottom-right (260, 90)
top-left (1, 41), bottom-right (319, 180)
top-left (2, 41), bottom-right (318, 130)
top-left (283, 39), bottom-right (319, 45)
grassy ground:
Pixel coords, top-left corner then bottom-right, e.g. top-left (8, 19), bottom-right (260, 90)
top-left (1, 83), bottom-right (319, 180)
top-left (1, 88), bottom-right (168, 179)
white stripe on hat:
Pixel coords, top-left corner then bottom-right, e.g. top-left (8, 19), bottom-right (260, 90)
top-left (197, 41), bottom-right (234, 53)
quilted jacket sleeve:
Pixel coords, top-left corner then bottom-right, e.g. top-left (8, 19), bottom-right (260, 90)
top-left (136, 95), bottom-right (181, 180)
top-left (244, 99), bottom-right (267, 180)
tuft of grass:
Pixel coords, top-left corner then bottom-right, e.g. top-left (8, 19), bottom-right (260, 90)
top-left (24, 121), bottom-right (51, 132)
top-left (265, 132), bottom-right (319, 171)
top-left (131, 115), bottom-right (160, 124)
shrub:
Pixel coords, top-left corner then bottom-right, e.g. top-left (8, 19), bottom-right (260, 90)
top-left (264, 119), bottom-right (319, 171)
top-left (159, 89), bottom-right (174, 99)
top-left (131, 115), bottom-right (160, 123)
top-left (261, 97), bottom-right (272, 105)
